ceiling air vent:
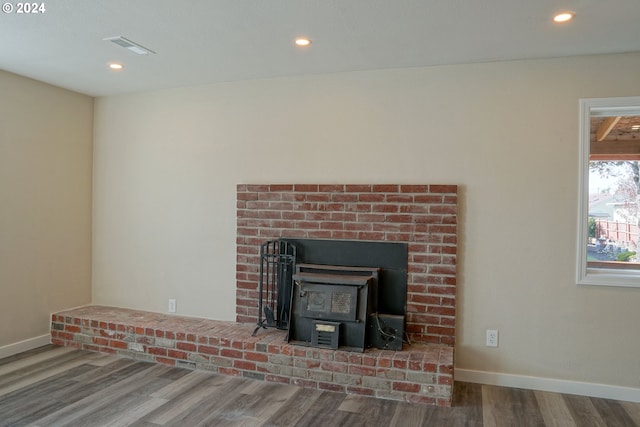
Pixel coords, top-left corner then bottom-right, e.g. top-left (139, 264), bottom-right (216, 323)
top-left (103, 36), bottom-right (155, 55)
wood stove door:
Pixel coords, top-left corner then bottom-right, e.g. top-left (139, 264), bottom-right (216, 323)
top-left (300, 283), bottom-right (359, 322)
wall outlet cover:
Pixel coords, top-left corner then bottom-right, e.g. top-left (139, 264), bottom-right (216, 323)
top-left (486, 329), bottom-right (498, 347)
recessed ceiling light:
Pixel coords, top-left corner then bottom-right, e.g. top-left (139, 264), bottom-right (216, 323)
top-left (553, 11), bottom-right (575, 23)
top-left (294, 37), bottom-right (312, 47)
top-left (108, 63), bottom-right (124, 70)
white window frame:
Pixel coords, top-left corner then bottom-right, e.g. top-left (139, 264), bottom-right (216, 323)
top-left (577, 96), bottom-right (640, 287)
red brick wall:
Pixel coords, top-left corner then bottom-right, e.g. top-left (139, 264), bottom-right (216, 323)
top-left (236, 184), bottom-right (457, 345)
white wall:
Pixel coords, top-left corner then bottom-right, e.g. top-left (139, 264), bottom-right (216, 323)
top-left (0, 70), bottom-right (93, 350)
top-left (93, 53), bottom-right (640, 391)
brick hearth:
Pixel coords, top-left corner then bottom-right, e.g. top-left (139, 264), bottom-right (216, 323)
top-left (51, 305), bottom-right (454, 406)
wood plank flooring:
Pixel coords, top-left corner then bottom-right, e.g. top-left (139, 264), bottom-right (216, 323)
top-left (0, 345), bottom-right (639, 426)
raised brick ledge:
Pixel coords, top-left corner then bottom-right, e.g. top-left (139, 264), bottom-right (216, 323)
top-left (51, 305), bottom-right (454, 406)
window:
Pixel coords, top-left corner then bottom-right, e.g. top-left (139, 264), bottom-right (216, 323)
top-left (577, 97), bottom-right (640, 287)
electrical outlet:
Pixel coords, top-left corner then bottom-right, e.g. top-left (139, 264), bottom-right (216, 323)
top-left (168, 299), bottom-right (177, 313)
top-left (486, 329), bottom-right (498, 347)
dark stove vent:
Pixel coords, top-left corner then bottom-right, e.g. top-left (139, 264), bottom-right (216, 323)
top-left (311, 320), bottom-right (340, 349)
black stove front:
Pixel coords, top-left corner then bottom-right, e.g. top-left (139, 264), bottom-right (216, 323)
top-left (287, 263), bottom-right (379, 352)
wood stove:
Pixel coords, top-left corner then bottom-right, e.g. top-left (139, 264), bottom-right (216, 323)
top-left (252, 238), bottom-right (409, 352)
top-left (288, 263), bottom-right (379, 352)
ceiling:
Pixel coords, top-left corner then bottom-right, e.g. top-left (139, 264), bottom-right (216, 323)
top-left (2, 0), bottom-right (640, 97)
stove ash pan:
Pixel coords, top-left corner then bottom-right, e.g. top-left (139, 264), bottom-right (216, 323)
top-left (287, 264), bottom-right (379, 352)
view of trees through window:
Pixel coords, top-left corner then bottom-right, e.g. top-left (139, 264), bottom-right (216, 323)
top-left (578, 99), bottom-right (640, 286)
top-left (587, 118), bottom-right (640, 269)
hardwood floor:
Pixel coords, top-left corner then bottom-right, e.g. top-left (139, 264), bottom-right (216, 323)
top-left (0, 345), bottom-right (639, 426)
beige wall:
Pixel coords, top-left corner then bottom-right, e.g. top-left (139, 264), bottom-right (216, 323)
top-left (93, 53), bottom-right (640, 389)
top-left (0, 70), bottom-right (93, 348)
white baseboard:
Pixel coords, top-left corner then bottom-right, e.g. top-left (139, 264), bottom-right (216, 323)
top-left (0, 335), bottom-right (51, 359)
top-left (455, 369), bottom-right (640, 403)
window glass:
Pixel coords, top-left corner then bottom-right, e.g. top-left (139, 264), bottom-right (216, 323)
top-left (577, 98), bottom-right (640, 286)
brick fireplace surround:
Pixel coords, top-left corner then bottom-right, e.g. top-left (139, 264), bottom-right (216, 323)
top-left (51, 184), bottom-right (457, 406)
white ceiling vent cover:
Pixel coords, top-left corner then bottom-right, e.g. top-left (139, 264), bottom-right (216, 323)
top-left (103, 36), bottom-right (155, 55)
